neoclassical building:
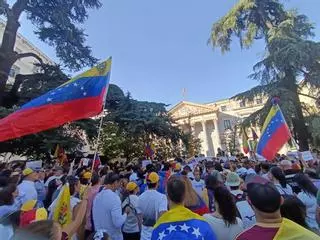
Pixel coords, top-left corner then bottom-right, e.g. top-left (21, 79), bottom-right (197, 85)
top-left (169, 98), bottom-right (265, 156)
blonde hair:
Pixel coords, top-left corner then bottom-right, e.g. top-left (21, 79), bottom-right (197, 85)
top-left (180, 175), bottom-right (199, 207)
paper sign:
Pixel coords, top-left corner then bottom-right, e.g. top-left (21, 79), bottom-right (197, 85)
top-left (287, 151), bottom-right (299, 160)
top-left (26, 160), bottom-right (42, 169)
top-left (142, 160), bottom-right (152, 169)
top-left (301, 151), bottom-right (313, 161)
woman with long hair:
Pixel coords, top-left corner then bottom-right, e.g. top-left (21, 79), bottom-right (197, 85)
top-left (180, 176), bottom-right (209, 215)
top-left (294, 173), bottom-right (320, 231)
top-left (280, 196), bottom-right (308, 229)
top-left (268, 167), bottom-right (293, 195)
top-left (203, 186), bottom-right (243, 240)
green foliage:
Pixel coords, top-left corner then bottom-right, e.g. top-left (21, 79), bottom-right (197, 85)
top-left (181, 132), bottom-right (201, 157)
top-left (23, 0), bottom-right (102, 70)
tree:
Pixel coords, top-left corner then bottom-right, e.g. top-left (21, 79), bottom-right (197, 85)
top-left (209, 0), bottom-right (320, 150)
top-left (0, 0), bottom-right (102, 105)
top-left (181, 132), bottom-right (201, 158)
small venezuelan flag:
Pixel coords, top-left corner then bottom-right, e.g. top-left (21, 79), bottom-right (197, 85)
top-left (151, 205), bottom-right (216, 240)
top-left (256, 104), bottom-right (291, 160)
top-left (0, 58), bottom-right (112, 142)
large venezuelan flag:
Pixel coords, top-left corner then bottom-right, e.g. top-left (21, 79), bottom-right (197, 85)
top-left (0, 58), bottom-right (111, 142)
top-left (151, 205), bottom-right (216, 240)
top-left (256, 104), bottom-right (291, 160)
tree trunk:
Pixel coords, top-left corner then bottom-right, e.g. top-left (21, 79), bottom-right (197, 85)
top-left (283, 69), bottom-right (310, 151)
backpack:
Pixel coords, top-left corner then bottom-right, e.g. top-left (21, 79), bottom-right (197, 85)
top-left (233, 192), bottom-right (256, 229)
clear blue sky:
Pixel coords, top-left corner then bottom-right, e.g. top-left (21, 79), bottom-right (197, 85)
top-left (18, 0), bottom-right (320, 107)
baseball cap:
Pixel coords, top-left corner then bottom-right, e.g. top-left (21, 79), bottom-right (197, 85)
top-left (22, 168), bottom-right (35, 176)
top-left (225, 172), bottom-right (241, 187)
top-left (83, 171), bottom-right (92, 179)
top-left (175, 163), bottom-right (182, 171)
top-left (126, 182), bottom-right (138, 191)
top-left (147, 172), bottom-right (159, 184)
top-left (246, 176), bottom-right (281, 213)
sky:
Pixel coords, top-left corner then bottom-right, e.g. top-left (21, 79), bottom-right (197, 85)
top-left (16, 0), bottom-right (320, 107)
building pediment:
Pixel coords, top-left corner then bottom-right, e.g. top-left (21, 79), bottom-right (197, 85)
top-left (169, 101), bottom-right (217, 119)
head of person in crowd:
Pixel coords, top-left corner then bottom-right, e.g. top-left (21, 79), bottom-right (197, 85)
top-left (183, 165), bottom-right (192, 174)
top-left (214, 186), bottom-right (238, 226)
top-left (211, 170), bottom-right (223, 183)
top-left (180, 176), bottom-right (199, 207)
top-left (261, 162), bottom-right (270, 174)
top-left (37, 169), bottom-right (45, 181)
top-left (280, 196), bottom-right (308, 229)
top-left (294, 173), bottom-right (317, 197)
top-left (205, 174), bottom-right (222, 191)
top-left (146, 172), bottom-right (159, 189)
top-left (280, 160), bottom-right (293, 171)
top-left (14, 220), bottom-right (61, 240)
top-left (225, 172), bottom-right (241, 191)
top-left (246, 176), bottom-right (282, 222)
top-left (91, 172), bottom-right (100, 186)
top-left (53, 166), bottom-right (64, 177)
top-left (167, 176), bottom-right (186, 207)
top-left (174, 163), bottom-right (182, 173)
top-left (66, 176), bottom-right (80, 196)
top-left (104, 172), bottom-right (120, 192)
top-left (0, 184), bottom-right (18, 207)
top-left (206, 162), bottom-right (214, 175)
top-left (126, 182), bottom-right (139, 196)
top-left (22, 168), bottom-right (39, 182)
top-left (243, 160), bottom-right (252, 170)
top-left (214, 162), bottom-right (223, 172)
top-left (80, 171), bottom-right (92, 185)
top-left (194, 168), bottom-right (201, 181)
top-left (269, 167), bottom-right (288, 188)
top-left (162, 162), bottom-right (170, 171)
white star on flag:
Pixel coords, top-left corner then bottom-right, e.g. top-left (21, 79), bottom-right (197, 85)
top-left (81, 86), bottom-right (84, 90)
top-left (47, 97), bottom-right (53, 102)
top-left (158, 230), bottom-right (166, 240)
top-left (180, 223), bottom-right (190, 232)
top-left (83, 92), bottom-right (87, 96)
top-left (50, 92), bottom-right (55, 95)
top-left (73, 83), bottom-right (78, 87)
top-left (167, 225), bottom-right (176, 233)
top-left (192, 227), bottom-right (201, 238)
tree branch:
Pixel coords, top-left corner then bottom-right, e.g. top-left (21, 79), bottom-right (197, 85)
top-left (297, 92), bottom-right (318, 101)
top-left (11, 0), bottom-right (28, 17)
top-left (16, 52), bottom-right (43, 64)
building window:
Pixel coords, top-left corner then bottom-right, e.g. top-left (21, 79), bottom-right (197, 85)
top-left (256, 98), bottom-right (262, 104)
top-left (9, 65), bottom-right (20, 78)
top-left (224, 120), bottom-right (232, 130)
top-left (221, 105), bottom-right (227, 111)
top-left (239, 101), bottom-right (246, 108)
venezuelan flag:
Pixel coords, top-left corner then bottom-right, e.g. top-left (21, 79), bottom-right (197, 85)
top-left (256, 104), bottom-right (291, 160)
top-left (151, 205), bottom-right (216, 240)
top-left (242, 129), bottom-right (249, 154)
top-left (53, 184), bottom-right (72, 227)
top-left (274, 218), bottom-right (319, 240)
top-left (0, 58), bottom-right (112, 142)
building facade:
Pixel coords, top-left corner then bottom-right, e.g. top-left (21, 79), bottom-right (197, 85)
top-left (169, 98), bottom-right (264, 157)
top-left (0, 20), bottom-right (54, 85)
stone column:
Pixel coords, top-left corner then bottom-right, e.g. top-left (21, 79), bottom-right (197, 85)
top-left (213, 118), bottom-right (222, 153)
top-left (202, 121), bottom-right (209, 156)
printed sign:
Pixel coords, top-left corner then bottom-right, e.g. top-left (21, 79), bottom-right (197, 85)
top-left (301, 151), bottom-right (313, 161)
top-left (26, 160), bottom-right (42, 169)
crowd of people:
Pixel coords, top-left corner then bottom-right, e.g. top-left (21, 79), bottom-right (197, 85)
top-left (1, 153), bottom-right (320, 240)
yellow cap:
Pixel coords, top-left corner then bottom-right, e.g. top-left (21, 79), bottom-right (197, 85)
top-left (147, 172), bottom-right (159, 184)
top-left (35, 208), bottom-right (48, 221)
top-left (22, 168), bottom-right (34, 176)
top-left (126, 182), bottom-right (138, 191)
top-left (175, 163), bottom-right (181, 170)
top-left (83, 172), bottom-right (92, 179)
top-left (21, 200), bottom-right (37, 211)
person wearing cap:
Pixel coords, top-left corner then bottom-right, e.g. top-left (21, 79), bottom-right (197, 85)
top-left (137, 172), bottom-right (167, 240)
top-left (92, 172), bottom-right (129, 240)
top-left (121, 182), bottom-right (141, 240)
top-left (226, 172), bottom-right (256, 229)
top-left (235, 176), bottom-right (319, 240)
top-left (16, 167), bottom-right (39, 207)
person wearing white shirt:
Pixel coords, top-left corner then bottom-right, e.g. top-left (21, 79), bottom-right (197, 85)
top-left (191, 169), bottom-right (205, 196)
top-left (137, 172), bottom-right (167, 240)
top-left (16, 168), bottom-right (39, 207)
top-left (295, 173), bottom-right (320, 231)
top-left (92, 172), bottom-right (129, 240)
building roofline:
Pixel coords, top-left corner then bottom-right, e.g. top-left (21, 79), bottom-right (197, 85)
top-left (0, 18), bottom-right (54, 64)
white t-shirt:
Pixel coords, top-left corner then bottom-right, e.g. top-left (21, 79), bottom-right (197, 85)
top-left (203, 214), bottom-right (243, 240)
top-left (121, 195), bottom-right (141, 233)
top-left (297, 191), bottom-right (319, 230)
top-left (129, 172), bottom-right (138, 182)
top-left (191, 179), bottom-right (205, 196)
top-left (137, 189), bottom-right (167, 240)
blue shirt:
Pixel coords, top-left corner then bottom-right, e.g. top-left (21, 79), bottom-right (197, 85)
top-left (16, 180), bottom-right (38, 207)
top-left (35, 180), bottom-right (46, 204)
